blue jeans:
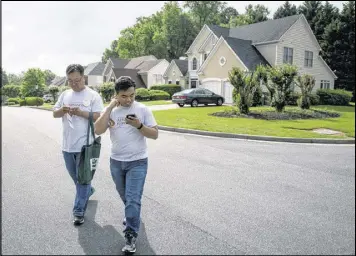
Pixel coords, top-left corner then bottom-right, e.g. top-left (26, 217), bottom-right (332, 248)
top-left (110, 157), bottom-right (148, 235)
top-left (62, 151), bottom-right (92, 217)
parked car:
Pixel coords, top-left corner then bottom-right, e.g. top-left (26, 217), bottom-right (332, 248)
top-left (42, 94), bottom-right (53, 103)
top-left (172, 88), bottom-right (225, 107)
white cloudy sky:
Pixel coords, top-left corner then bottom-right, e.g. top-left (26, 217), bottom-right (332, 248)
top-left (2, 1), bottom-right (346, 77)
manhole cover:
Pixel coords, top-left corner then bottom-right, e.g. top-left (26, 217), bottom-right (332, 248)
top-left (313, 128), bottom-right (343, 135)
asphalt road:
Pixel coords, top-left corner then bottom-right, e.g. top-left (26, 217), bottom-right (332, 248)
top-left (1, 106), bottom-right (355, 255)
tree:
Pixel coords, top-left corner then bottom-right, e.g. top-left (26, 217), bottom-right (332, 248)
top-left (49, 86), bottom-right (59, 102)
top-left (314, 1), bottom-right (339, 43)
top-left (295, 74), bottom-right (315, 109)
top-left (21, 68), bottom-right (46, 97)
top-left (1, 67), bottom-right (9, 87)
top-left (162, 1), bottom-right (197, 60)
top-left (183, 1), bottom-right (227, 30)
top-left (7, 72), bottom-right (24, 85)
top-left (245, 4), bottom-right (270, 23)
top-left (219, 6), bottom-right (238, 25)
top-left (43, 69), bottom-right (56, 86)
top-left (229, 4), bottom-right (270, 27)
top-left (102, 39), bottom-right (120, 63)
top-left (228, 67), bottom-right (258, 114)
top-left (297, 1), bottom-right (323, 33)
top-left (322, 1), bottom-right (355, 95)
top-left (2, 84), bottom-right (21, 98)
top-left (268, 64), bottom-right (298, 112)
top-left (273, 1), bottom-right (297, 19)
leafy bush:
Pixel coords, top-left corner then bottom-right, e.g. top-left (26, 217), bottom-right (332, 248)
top-left (150, 84), bottom-right (182, 97)
top-left (2, 84), bottom-right (21, 98)
top-left (309, 94), bottom-right (320, 105)
top-left (149, 90), bottom-right (170, 100)
top-left (228, 67), bottom-right (258, 114)
top-left (317, 89), bottom-right (352, 105)
top-left (19, 99), bottom-right (26, 106)
top-left (99, 82), bottom-right (115, 102)
top-left (24, 97), bottom-right (44, 106)
top-left (285, 92), bottom-right (300, 106)
top-left (251, 85), bottom-right (263, 107)
top-left (135, 88), bottom-right (151, 101)
top-left (6, 102), bottom-right (16, 106)
top-left (7, 97), bottom-right (21, 104)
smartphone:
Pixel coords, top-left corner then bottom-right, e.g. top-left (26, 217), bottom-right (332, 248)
top-left (126, 114), bottom-right (136, 119)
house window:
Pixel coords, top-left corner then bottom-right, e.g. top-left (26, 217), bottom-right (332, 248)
top-left (168, 80), bottom-right (172, 84)
top-left (154, 74), bottom-right (163, 84)
top-left (175, 80), bottom-right (180, 85)
top-left (219, 56), bottom-right (226, 66)
top-left (204, 53), bottom-right (208, 61)
top-left (283, 47), bottom-right (293, 64)
top-left (191, 79), bottom-right (197, 88)
top-left (304, 51), bottom-right (313, 67)
top-left (320, 80), bottom-right (330, 89)
top-left (192, 58), bottom-right (197, 70)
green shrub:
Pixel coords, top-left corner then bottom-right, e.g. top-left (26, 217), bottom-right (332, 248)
top-left (7, 97), bottom-right (21, 104)
top-left (150, 84), bottom-right (182, 97)
top-left (149, 90), bottom-right (170, 100)
top-left (24, 97), bottom-right (44, 106)
top-left (7, 102), bottom-right (16, 106)
top-left (309, 94), bottom-right (320, 105)
top-left (19, 99), bottom-right (26, 106)
top-left (136, 88), bottom-right (151, 101)
top-left (317, 89), bottom-right (352, 105)
top-left (285, 92), bottom-right (300, 106)
top-left (252, 86), bottom-right (263, 107)
top-left (262, 92), bottom-right (270, 105)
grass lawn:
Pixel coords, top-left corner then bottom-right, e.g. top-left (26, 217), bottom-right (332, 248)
top-left (153, 105), bottom-right (355, 139)
top-left (103, 100), bottom-right (172, 107)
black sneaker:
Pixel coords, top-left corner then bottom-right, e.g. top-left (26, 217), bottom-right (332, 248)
top-left (73, 216), bottom-right (84, 226)
top-left (123, 217), bottom-right (126, 226)
top-left (122, 232), bottom-right (137, 253)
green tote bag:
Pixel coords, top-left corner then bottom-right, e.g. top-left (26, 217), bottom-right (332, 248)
top-left (78, 112), bottom-right (101, 185)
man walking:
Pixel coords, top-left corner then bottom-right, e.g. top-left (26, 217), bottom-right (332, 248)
top-left (53, 64), bottom-right (104, 225)
top-left (94, 76), bottom-right (158, 253)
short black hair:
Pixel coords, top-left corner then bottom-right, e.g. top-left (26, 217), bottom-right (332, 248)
top-left (66, 64), bottom-right (84, 76)
top-left (115, 76), bottom-right (136, 92)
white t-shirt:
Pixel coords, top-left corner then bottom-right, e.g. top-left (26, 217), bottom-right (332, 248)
top-left (54, 87), bottom-right (104, 152)
top-left (107, 101), bottom-right (157, 162)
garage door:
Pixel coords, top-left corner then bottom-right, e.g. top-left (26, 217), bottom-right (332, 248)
top-left (223, 82), bottom-right (234, 104)
top-left (200, 80), bottom-right (222, 95)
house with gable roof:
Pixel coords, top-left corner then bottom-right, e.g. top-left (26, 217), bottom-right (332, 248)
top-left (185, 14), bottom-right (337, 104)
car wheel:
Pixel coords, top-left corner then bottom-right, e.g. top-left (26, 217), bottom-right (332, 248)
top-left (178, 103), bottom-right (184, 107)
top-left (191, 99), bottom-right (198, 107)
top-left (216, 98), bottom-right (223, 106)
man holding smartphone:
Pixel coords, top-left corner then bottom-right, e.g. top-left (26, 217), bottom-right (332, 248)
top-left (53, 64), bottom-right (104, 225)
top-left (94, 76), bottom-right (158, 253)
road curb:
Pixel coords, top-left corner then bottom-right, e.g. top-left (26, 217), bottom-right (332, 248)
top-left (26, 106), bottom-right (355, 144)
top-left (157, 125), bottom-right (355, 145)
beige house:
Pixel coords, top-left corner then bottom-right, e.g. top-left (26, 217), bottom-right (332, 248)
top-left (103, 56), bottom-right (169, 88)
top-left (185, 14), bottom-right (337, 104)
top-left (163, 59), bottom-right (189, 89)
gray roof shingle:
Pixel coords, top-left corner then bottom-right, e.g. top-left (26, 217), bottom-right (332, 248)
top-left (112, 68), bottom-right (146, 88)
top-left (88, 63), bottom-right (106, 76)
top-left (136, 60), bottom-right (162, 73)
top-left (110, 58), bottom-right (130, 69)
top-left (125, 55), bottom-right (157, 69)
top-left (174, 59), bottom-right (188, 76)
top-left (224, 37), bottom-right (270, 70)
top-left (208, 14), bottom-right (301, 44)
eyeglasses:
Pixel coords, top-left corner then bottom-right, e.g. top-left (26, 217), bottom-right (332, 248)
top-left (67, 77), bottom-right (83, 84)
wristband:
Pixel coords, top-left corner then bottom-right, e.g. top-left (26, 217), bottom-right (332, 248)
top-left (137, 123), bottom-right (143, 130)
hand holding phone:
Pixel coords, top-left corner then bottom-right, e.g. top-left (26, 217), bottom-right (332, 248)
top-left (126, 114), bottom-right (137, 120)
